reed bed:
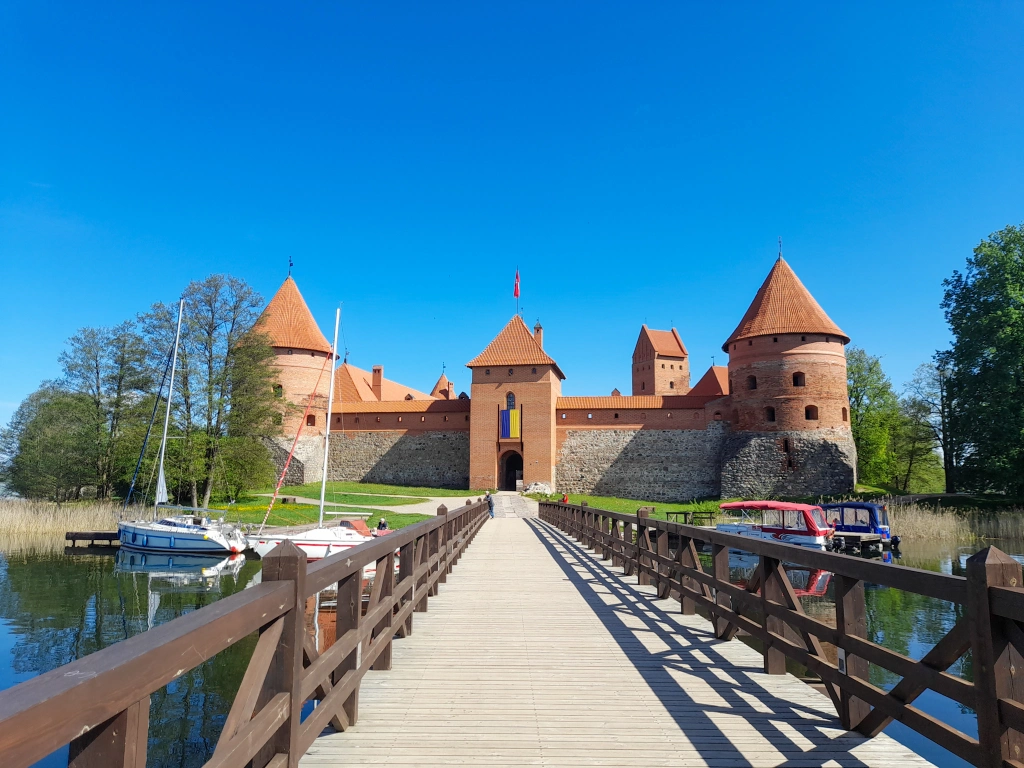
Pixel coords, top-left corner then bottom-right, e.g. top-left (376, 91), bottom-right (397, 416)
top-left (886, 502), bottom-right (969, 541)
top-left (0, 499), bottom-right (121, 551)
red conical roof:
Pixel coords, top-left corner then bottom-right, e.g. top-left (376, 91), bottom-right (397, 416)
top-left (723, 258), bottom-right (848, 351)
top-left (257, 277), bottom-right (332, 354)
top-left (466, 316), bottom-right (564, 379)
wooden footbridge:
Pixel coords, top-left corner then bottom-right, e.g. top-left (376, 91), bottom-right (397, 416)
top-left (3, 496), bottom-right (1024, 767)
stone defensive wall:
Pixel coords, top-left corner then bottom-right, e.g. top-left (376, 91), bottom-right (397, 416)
top-left (720, 428), bottom-right (857, 498)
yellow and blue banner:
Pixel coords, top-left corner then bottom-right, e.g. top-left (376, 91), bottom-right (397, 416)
top-left (500, 408), bottom-right (520, 439)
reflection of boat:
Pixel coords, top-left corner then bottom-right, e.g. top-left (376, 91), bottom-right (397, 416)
top-left (119, 510), bottom-right (248, 554)
top-left (716, 501), bottom-right (834, 550)
top-left (115, 549), bottom-right (246, 579)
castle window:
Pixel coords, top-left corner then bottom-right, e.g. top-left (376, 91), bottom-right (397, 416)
top-left (732, 344), bottom-right (736, 351)
top-left (765, 406), bottom-right (776, 422)
top-left (826, 336), bottom-right (830, 343)
top-left (310, 351), bottom-right (315, 357)
top-left (773, 337), bottom-right (778, 343)
top-left (532, 367), bottom-right (537, 374)
top-left (405, 394), bottom-right (414, 400)
top-left (842, 407), bottom-right (848, 421)
top-left (287, 349), bottom-right (293, 355)
top-left (306, 415), bottom-right (316, 427)
top-left (667, 412), bottom-right (672, 418)
top-left (748, 340), bottom-right (753, 346)
top-left (465, 415), bottom-right (469, 421)
top-left (783, 438), bottom-right (790, 452)
top-left (713, 411), bottom-right (722, 420)
top-left (485, 369), bottom-right (490, 375)
top-left (421, 416), bottom-right (425, 422)
top-left (587, 413), bottom-right (592, 419)
top-left (614, 413), bottom-right (619, 419)
top-left (669, 381), bottom-right (674, 389)
top-left (561, 413), bottom-right (566, 419)
top-left (641, 382), bottom-right (645, 391)
top-left (793, 372), bottom-right (806, 387)
top-left (506, 392), bottom-right (516, 409)
top-left (661, 364), bottom-right (665, 369)
top-left (273, 384), bottom-right (283, 398)
top-left (376, 416), bottom-right (381, 422)
top-left (801, 336), bottom-right (806, 341)
top-left (398, 416), bottom-right (403, 422)
top-left (444, 415), bottom-right (449, 422)
top-left (336, 416), bottom-right (341, 424)
top-left (747, 375), bottom-right (757, 390)
top-left (805, 405), bottom-right (819, 421)
top-left (508, 368), bottom-right (514, 376)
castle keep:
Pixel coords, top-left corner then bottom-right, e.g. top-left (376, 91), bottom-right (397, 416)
top-left (260, 258), bottom-right (857, 500)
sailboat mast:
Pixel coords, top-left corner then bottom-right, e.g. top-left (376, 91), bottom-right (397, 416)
top-left (317, 308), bottom-right (341, 528)
top-left (155, 299), bottom-right (184, 511)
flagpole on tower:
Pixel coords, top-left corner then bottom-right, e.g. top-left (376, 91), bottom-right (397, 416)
top-left (514, 267), bottom-right (520, 316)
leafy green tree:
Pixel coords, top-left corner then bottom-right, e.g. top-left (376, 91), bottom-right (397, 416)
top-left (906, 362), bottom-right (964, 493)
top-left (891, 396), bottom-right (944, 493)
top-left (59, 322), bottom-right (152, 499)
top-left (0, 386), bottom-right (100, 501)
top-left (846, 347), bottom-right (900, 486)
top-left (219, 437), bottom-right (276, 501)
top-left (941, 223), bottom-right (1024, 494)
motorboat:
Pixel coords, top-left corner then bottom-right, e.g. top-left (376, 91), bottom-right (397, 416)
top-left (716, 500), bottom-right (834, 550)
top-left (118, 509), bottom-right (248, 554)
top-left (820, 501), bottom-right (900, 549)
top-left (247, 523), bottom-right (371, 560)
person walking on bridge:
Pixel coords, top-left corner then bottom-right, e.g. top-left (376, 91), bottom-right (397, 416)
top-left (486, 491), bottom-right (495, 518)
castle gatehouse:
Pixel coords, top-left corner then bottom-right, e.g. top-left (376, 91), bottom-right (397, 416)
top-left (258, 257), bottom-right (856, 500)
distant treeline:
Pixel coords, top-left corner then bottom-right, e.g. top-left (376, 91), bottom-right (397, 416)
top-left (848, 222), bottom-right (1024, 497)
top-left (0, 274), bottom-right (283, 506)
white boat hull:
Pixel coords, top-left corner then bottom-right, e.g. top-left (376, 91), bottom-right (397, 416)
top-left (246, 527), bottom-right (374, 564)
top-left (118, 518), bottom-right (247, 554)
top-left (715, 523), bottom-right (830, 550)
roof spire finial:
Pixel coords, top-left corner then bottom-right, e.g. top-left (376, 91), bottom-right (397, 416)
top-left (288, 256), bottom-right (293, 276)
top-left (778, 237), bottom-right (783, 261)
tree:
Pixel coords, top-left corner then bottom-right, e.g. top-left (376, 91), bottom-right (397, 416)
top-left (891, 396), bottom-right (944, 493)
top-left (59, 322), bottom-right (152, 499)
top-left (940, 223), bottom-right (1024, 495)
top-left (846, 347), bottom-right (900, 486)
top-left (0, 385), bottom-right (100, 502)
top-left (141, 275), bottom-right (282, 506)
top-left (905, 362), bottom-right (964, 493)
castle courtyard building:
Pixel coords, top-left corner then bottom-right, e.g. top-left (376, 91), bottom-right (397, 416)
top-left (262, 258), bottom-right (857, 500)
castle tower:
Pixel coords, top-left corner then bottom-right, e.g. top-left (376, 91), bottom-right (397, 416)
top-left (467, 316), bottom-right (564, 491)
top-left (720, 257), bottom-right (856, 496)
top-left (631, 325), bottom-right (690, 395)
top-left (257, 277), bottom-right (334, 436)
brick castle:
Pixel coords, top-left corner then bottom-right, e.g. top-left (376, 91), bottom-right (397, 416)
top-left (258, 257), bottom-right (857, 500)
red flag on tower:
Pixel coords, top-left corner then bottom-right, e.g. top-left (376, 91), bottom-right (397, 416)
top-left (513, 269), bottom-right (520, 298)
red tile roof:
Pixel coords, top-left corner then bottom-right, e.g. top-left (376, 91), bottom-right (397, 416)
top-left (723, 258), bottom-right (848, 351)
top-left (556, 395), bottom-right (720, 410)
top-left (688, 366), bottom-right (729, 397)
top-left (257, 277), bottom-right (332, 354)
top-left (467, 316), bottom-right (565, 378)
top-left (333, 399), bottom-right (470, 414)
top-left (333, 362), bottom-right (435, 403)
top-left (644, 326), bottom-right (688, 357)
top-left (430, 373), bottom-right (452, 399)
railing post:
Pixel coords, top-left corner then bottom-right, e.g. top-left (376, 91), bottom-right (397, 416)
top-left (637, 507), bottom-right (654, 586)
top-left (678, 537), bottom-right (696, 615)
top-left (397, 538), bottom-right (415, 638)
top-left (712, 543), bottom-right (732, 639)
top-left (334, 567), bottom-right (361, 727)
top-left (835, 575), bottom-right (870, 730)
top-left (67, 696), bottom-right (149, 768)
top-left (429, 508), bottom-right (444, 596)
top-left (623, 519), bottom-right (635, 577)
top-left (655, 525), bottom-right (670, 599)
top-left (967, 546), bottom-right (1024, 768)
top-left (259, 540), bottom-right (307, 768)
top-left (415, 532), bottom-right (429, 613)
top-left (371, 551), bottom-right (395, 670)
top-left (760, 556), bottom-right (787, 675)
top-left (440, 508), bottom-right (451, 583)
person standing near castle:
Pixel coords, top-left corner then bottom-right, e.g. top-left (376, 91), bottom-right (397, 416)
top-left (486, 491), bottom-right (494, 518)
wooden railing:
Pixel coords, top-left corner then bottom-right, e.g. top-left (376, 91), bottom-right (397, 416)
top-left (539, 501), bottom-right (1024, 768)
top-left (0, 500), bottom-right (489, 768)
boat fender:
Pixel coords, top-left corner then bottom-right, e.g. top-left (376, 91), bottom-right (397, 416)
top-left (891, 535), bottom-right (902, 549)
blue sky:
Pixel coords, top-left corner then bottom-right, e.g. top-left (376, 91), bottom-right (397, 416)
top-left (1, 2), bottom-right (1022, 424)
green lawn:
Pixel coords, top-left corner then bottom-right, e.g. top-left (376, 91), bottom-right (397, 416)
top-left (526, 492), bottom-right (728, 522)
top-left (276, 481), bottom-right (486, 499)
top-left (279, 491), bottom-right (423, 507)
top-left (208, 495), bottom-right (436, 530)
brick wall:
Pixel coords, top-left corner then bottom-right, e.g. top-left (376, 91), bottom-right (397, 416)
top-left (720, 428), bottom-right (856, 497)
top-left (328, 431), bottom-right (470, 489)
top-left (554, 422), bottom-right (729, 501)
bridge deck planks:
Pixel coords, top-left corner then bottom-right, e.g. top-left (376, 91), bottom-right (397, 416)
top-left (302, 516), bottom-right (934, 767)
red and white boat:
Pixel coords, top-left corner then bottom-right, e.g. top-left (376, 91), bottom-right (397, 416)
top-left (716, 501), bottom-right (834, 551)
top-left (247, 519), bottom-right (373, 561)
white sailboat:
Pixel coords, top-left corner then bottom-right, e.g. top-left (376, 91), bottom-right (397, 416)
top-left (118, 299), bottom-right (248, 555)
top-left (246, 308), bottom-right (373, 561)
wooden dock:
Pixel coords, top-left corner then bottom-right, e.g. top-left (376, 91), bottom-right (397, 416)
top-left (65, 531), bottom-right (120, 547)
top-left (303, 515), bottom-right (932, 767)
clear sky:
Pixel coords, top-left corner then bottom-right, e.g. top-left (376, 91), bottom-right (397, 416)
top-left (1, 2), bottom-right (1022, 424)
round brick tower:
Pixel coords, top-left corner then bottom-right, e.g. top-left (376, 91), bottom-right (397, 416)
top-left (720, 257), bottom-right (856, 496)
top-left (256, 276), bottom-right (334, 451)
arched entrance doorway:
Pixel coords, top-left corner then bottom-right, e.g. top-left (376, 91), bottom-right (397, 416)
top-left (499, 450), bottom-right (523, 491)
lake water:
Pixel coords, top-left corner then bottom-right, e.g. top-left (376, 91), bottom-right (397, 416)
top-left (0, 536), bottom-right (1009, 767)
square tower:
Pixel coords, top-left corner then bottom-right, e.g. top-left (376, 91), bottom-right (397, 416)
top-left (632, 325), bottom-right (690, 395)
top-left (467, 318), bottom-right (564, 491)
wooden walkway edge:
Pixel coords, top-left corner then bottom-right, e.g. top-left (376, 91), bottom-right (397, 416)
top-left (302, 516), bottom-right (933, 767)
